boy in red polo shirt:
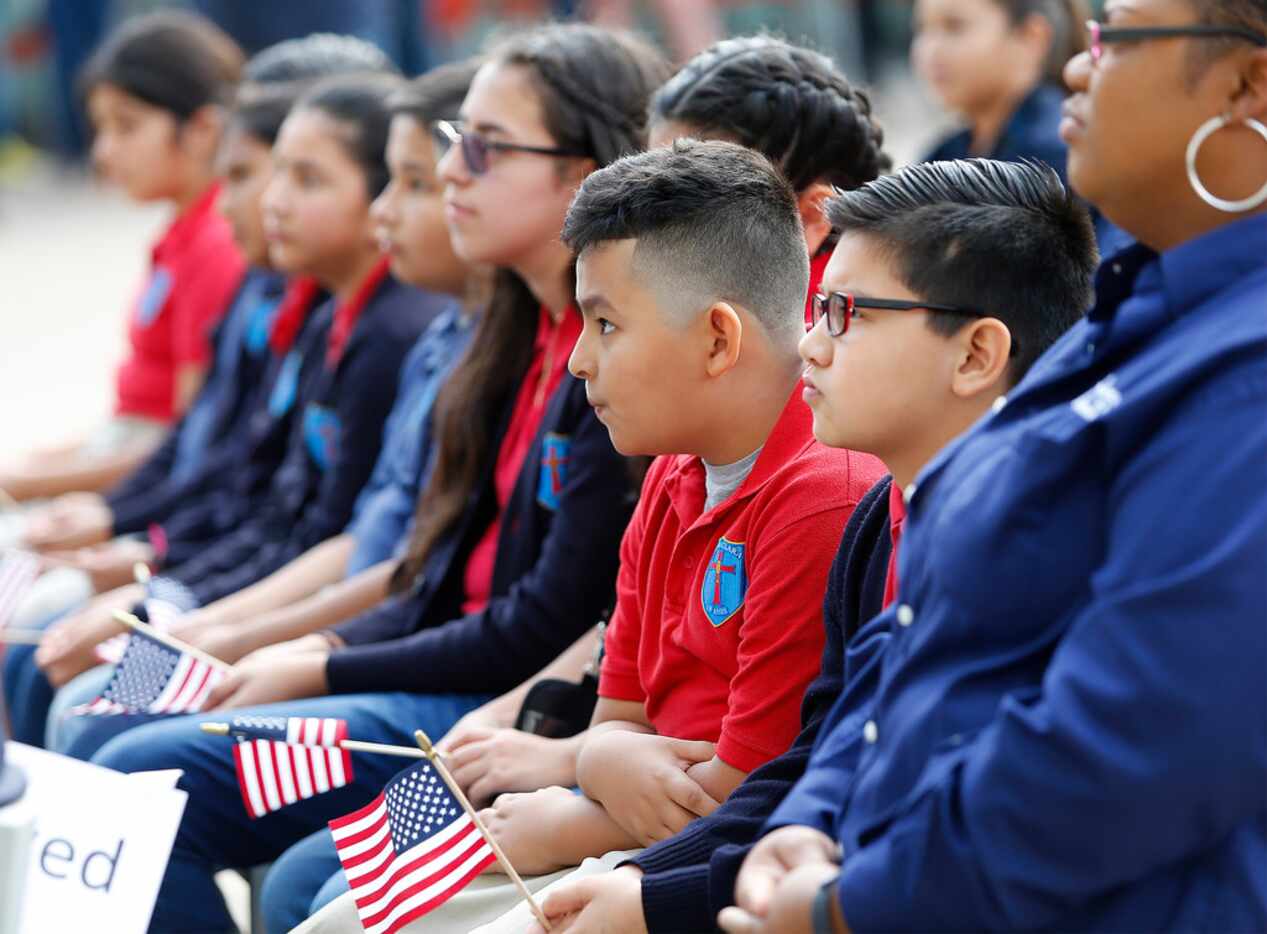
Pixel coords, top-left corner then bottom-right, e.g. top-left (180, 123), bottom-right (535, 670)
top-left (380, 139), bottom-right (883, 932)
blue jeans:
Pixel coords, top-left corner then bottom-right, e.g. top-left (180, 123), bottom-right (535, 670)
top-left (260, 828), bottom-right (349, 931)
top-left (89, 691), bottom-right (490, 933)
top-left (48, 665), bottom-right (113, 755)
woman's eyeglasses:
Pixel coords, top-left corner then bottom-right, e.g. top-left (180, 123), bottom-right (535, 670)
top-left (808, 292), bottom-right (988, 337)
top-left (432, 119), bottom-right (584, 176)
top-left (1086, 19), bottom-right (1267, 65)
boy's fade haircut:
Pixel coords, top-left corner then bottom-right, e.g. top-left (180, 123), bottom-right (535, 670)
top-left (562, 138), bottom-right (810, 342)
top-left (388, 58), bottom-right (484, 128)
top-left (825, 158), bottom-right (1098, 382)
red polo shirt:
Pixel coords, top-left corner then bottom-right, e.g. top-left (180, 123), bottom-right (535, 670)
top-left (883, 480), bottom-right (907, 608)
top-left (462, 305), bottom-right (582, 613)
top-left (599, 387), bottom-right (886, 771)
top-left (115, 182), bottom-right (246, 421)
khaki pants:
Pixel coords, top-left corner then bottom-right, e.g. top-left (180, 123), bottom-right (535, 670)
top-left (292, 849), bottom-right (641, 934)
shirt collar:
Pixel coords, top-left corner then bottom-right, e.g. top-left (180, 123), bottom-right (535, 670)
top-left (1157, 213), bottom-right (1267, 319)
top-left (152, 182), bottom-right (222, 263)
top-left (327, 256), bottom-right (393, 366)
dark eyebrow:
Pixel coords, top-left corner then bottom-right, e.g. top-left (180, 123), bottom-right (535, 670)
top-left (576, 293), bottom-right (614, 317)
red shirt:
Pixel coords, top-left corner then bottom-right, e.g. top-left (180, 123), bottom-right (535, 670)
top-left (599, 387), bottom-right (886, 771)
top-left (462, 305), bottom-right (582, 613)
top-left (883, 480), bottom-right (907, 608)
top-left (115, 183), bottom-right (246, 421)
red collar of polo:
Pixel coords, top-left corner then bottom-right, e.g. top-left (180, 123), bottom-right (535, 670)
top-left (268, 276), bottom-right (324, 356)
top-left (152, 181), bottom-right (222, 263)
top-left (327, 256), bottom-right (393, 367)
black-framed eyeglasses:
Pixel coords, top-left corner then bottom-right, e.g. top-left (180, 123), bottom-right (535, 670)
top-left (432, 119), bottom-right (584, 176)
top-left (808, 291), bottom-right (987, 336)
top-left (1086, 19), bottom-right (1267, 65)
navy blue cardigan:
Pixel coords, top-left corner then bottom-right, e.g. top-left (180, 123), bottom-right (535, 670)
top-left (106, 270), bottom-right (288, 536)
top-left (164, 276), bottom-right (445, 606)
top-left (325, 374), bottom-right (635, 696)
top-left (630, 475), bottom-right (894, 933)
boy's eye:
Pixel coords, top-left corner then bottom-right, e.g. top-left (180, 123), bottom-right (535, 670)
top-left (598, 318), bottom-right (615, 335)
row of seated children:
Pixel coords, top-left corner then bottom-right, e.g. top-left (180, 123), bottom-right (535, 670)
top-left (3, 1), bottom-right (1265, 931)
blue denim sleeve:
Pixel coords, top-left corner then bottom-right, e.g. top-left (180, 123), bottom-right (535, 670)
top-left (835, 366), bottom-right (1267, 932)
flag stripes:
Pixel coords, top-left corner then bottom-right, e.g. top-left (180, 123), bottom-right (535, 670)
top-left (329, 760), bottom-right (496, 934)
top-left (70, 630), bottom-right (225, 716)
top-left (0, 551), bottom-right (40, 629)
top-left (231, 717), bottom-right (354, 819)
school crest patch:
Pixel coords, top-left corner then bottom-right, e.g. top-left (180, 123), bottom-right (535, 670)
top-left (303, 404), bottom-right (341, 471)
top-left (700, 537), bottom-right (747, 627)
top-left (135, 267), bottom-right (174, 327)
top-left (537, 433), bottom-right (571, 510)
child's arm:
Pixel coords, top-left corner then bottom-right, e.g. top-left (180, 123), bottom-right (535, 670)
top-left (185, 556), bottom-right (393, 664)
top-left (578, 698), bottom-right (725, 845)
top-left (188, 533), bottom-right (355, 629)
top-left (0, 437), bottom-right (164, 501)
top-left (438, 626), bottom-right (601, 805)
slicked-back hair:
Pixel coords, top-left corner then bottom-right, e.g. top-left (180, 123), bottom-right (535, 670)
top-left (1192, 0), bottom-right (1267, 75)
top-left (563, 138), bottom-right (810, 344)
top-left (825, 159), bottom-right (1097, 383)
top-left (650, 35), bottom-right (890, 193)
top-left (388, 58), bottom-right (483, 129)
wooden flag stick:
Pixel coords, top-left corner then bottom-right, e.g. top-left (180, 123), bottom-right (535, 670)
top-left (414, 729), bottom-right (552, 932)
top-left (113, 610), bottom-right (231, 673)
top-left (199, 723), bottom-right (428, 758)
top-left (0, 629), bottom-right (44, 645)
top-left (133, 562), bottom-right (152, 585)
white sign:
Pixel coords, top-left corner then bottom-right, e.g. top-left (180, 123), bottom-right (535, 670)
top-left (4, 742), bottom-right (188, 934)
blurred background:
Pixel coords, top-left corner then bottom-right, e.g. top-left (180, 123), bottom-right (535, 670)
top-left (0, 0), bottom-right (1092, 454)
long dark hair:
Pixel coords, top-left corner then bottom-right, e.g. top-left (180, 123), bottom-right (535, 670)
top-left (394, 25), bottom-right (670, 591)
top-left (990, 0), bottom-right (1092, 85)
top-left (651, 35), bottom-right (890, 194)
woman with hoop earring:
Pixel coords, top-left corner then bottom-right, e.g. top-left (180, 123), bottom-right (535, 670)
top-left (716, 2), bottom-right (1266, 931)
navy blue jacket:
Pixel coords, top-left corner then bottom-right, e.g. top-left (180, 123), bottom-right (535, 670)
top-left (769, 218), bottom-right (1267, 932)
top-left (926, 84), bottom-right (1128, 254)
top-left (165, 276), bottom-right (447, 606)
top-left (106, 269), bottom-right (286, 536)
top-left (630, 477), bottom-right (893, 933)
top-left (326, 374), bottom-right (635, 696)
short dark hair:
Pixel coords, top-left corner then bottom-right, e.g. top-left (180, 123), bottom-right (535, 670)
top-left (230, 35), bottom-right (399, 146)
top-left (650, 35), bottom-right (890, 193)
top-left (79, 11), bottom-right (244, 120)
top-left (825, 159), bottom-right (1097, 383)
top-left (292, 72), bottom-right (404, 198)
top-left (563, 138), bottom-right (809, 342)
top-left (389, 58), bottom-right (483, 128)
top-left (1192, 1), bottom-right (1267, 75)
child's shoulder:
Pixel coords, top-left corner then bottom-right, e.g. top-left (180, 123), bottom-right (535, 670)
top-left (756, 441), bottom-right (887, 521)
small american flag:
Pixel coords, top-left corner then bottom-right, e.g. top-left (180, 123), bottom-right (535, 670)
top-left (95, 597), bottom-right (185, 664)
top-left (229, 715), bottom-right (355, 819)
top-left (70, 628), bottom-right (225, 716)
top-left (329, 759), bottom-right (496, 934)
top-left (0, 550), bottom-right (41, 629)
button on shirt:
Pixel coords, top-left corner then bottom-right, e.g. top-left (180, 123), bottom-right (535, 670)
top-left (770, 215), bottom-right (1267, 931)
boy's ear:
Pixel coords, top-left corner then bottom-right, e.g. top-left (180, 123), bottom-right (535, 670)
top-left (952, 317), bottom-right (1013, 400)
top-left (796, 182), bottom-right (835, 256)
top-left (702, 301), bottom-right (744, 379)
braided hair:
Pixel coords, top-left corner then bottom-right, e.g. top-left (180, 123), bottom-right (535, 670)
top-left (651, 36), bottom-right (890, 194)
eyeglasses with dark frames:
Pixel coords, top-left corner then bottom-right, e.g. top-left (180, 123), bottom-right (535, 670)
top-left (432, 119), bottom-right (585, 176)
top-left (1086, 19), bottom-right (1267, 65)
top-left (808, 291), bottom-right (988, 337)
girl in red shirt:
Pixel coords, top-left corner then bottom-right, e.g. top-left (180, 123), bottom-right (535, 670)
top-left (0, 12), bottom-right (245, 504)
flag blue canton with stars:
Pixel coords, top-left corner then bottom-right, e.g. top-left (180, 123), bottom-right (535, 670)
top-left (385, 761), bottom-right (465, 851)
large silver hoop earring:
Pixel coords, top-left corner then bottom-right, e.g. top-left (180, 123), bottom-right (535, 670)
top-left (1186, 115), bottom-right (1267, 213)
